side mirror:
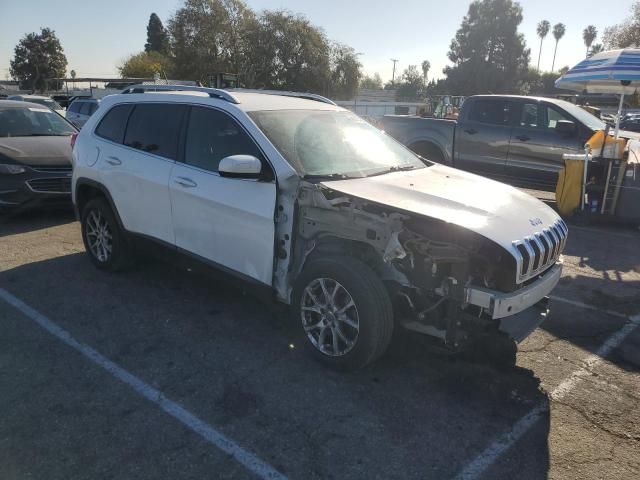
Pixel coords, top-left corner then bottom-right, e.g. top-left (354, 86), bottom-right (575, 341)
top-left (556, 120), bottom-right (576, 136)
top-left (218, 154), bottom-right (262, 178)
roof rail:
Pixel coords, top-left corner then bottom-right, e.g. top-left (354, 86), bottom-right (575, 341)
top-left (120, 84), bottom-right (239, 104)
top-left (227, 89), bottom-right (336, 105)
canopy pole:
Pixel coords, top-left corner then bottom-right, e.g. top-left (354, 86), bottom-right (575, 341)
top-left (614, 93), bottom-right (625, 139)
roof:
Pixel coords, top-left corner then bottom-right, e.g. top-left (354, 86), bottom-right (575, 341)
top-left (0, 100), bottom-right (51, 109)
top-left (469, 94), bottom-right (579, 107)
top-left (229, 92), bottom-right (341, 112)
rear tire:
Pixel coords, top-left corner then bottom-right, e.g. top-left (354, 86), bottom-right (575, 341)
top-left (410, 142), bottom-right (445, 164)
top-left (292, 256), bottom-right (394, 371)
top-left (81, 197), bottom-right (133, 271)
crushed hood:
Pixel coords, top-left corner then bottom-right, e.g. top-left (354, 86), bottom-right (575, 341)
top-left (0, 136), bottom-right (72, 166)
top-left (321, 164), bottom-right (562, 252)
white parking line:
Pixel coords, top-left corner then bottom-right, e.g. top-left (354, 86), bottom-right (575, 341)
top-left (0, 288), bottom-right (287, 480)
top-left (453, 313), bottom-right (640, 480)
top-left (549, 294), bottom-right (628, 318)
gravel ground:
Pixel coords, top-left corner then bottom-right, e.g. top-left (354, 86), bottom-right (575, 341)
top-left (0, 209), bottom-right (638, 480)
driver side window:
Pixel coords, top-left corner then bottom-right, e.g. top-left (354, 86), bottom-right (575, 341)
top-left (184, 107), bottom-right (264, 173)
top-left (545, 106), bottom-right (571, 130)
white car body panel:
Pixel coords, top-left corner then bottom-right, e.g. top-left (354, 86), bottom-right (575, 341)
top-left (169, 163), bottom-right (276, 284)
top-left (96, 141), bottom-right (175, 244)
top-left (321, 164), bottom-right (560, 252)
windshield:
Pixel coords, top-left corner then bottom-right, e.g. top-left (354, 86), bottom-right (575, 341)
top-left (0, 106), bottom-right (76, 137)
top-left (31, 98), bottom-right (63, 111)
top-left (553, 99), bottom-right (606, 130)
top-left (249, 110), bottom-right (427, 178)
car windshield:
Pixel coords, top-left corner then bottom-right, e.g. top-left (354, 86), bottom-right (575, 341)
top-left (554, 99), bottom-right (606, 130)
top-left (31, 98), bottom-right (63, 111)
top-left (249, 109), bottom-right (427, 178)
top-left (0, 106), bottom-right (76, 137)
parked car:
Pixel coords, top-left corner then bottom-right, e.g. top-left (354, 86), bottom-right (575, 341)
top-left (72, 85), bottom-right (567, 370)
top-left (382, 95), bottom-right (640, 191)
top-left (619, 116), bottom-right (640, 133)
top-left (66, 98), bottom-right (100, 128)
top-left (6, 94), bottom-right (66, 117)
top-left (0, 101), bottom-right (77, 212)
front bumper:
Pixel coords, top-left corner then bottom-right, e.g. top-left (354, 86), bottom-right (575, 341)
top-left (0, 166), bottom-right (72, 211)
top-left (464, 263), bottom-right (562, 320)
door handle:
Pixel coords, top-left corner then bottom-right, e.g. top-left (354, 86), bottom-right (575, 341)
top-left (464, 128), bottom-right (477, 135)
top-left (174, 177), bottom-right (197, 188)
top-left (516, 135), bottom-right (531, 142)
top-left (106, 156), bottom-right (122, 166)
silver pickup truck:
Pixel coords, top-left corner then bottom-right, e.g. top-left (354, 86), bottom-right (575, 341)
top-left (382, 95), bottom-right (626, 191)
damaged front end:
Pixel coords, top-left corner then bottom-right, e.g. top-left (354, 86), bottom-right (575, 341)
top-left (278, 180), bottom-right (563, 350)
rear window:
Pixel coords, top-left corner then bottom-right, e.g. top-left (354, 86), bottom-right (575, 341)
top-left (468, 100), bottom-right (511, 125)
top-left (95, 104), bottom-right (134, 143)
top-left (68, 102), bottom-right (82, 113)
top-left (79, 102), bottom-right (93, 115)
top-left (123, 104), bottom-right (186, 160)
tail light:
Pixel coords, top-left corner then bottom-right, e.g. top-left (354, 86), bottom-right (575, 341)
top-left (70, 132), bottom-right (78, 149)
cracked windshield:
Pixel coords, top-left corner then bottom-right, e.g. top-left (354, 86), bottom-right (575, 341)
top-left (1, 1), bottom-right (638, 479)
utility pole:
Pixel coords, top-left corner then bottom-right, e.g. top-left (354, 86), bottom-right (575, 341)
top-left (391, 59), bottom-right (398, 85)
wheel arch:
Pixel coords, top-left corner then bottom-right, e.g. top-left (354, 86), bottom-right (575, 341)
top-left (75, 178), bottom-right (126, 231)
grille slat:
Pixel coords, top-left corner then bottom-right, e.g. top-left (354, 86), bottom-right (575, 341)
top-left (28, 165), bottom-right (72, 174)
top-left (27, 177), bottom-right (71, 193)
top-left (513, 219), bottom-right (568, 281)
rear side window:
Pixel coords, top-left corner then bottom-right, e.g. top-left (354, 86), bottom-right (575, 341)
top-left (468, 100), bottom-right (511, 125)
top-left (124, 104), bottom-right (186, 160)
top-left (95, 104), bottom-right (134, 143)
top-left (184, 106), bottom-right (263, 173)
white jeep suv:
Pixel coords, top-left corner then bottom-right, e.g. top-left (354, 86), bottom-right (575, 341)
top-left (72, 85), bottom-right (567, 370)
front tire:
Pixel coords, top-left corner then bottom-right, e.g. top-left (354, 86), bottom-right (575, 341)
top-left (81, 197), bottom-right (133, 271)
top-left (292, 256), bottom-right (394, 371)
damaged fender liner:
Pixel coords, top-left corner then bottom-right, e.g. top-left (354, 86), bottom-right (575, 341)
top-left (464, 263), bottom-right (562, 319)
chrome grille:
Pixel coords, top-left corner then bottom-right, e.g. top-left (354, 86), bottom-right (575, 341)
top-left (513, 219), bottom-right (568, 282)
top-left (28, 165), bottom-right (72, 174)
top-left (26, 177), bottom-right (71, 193)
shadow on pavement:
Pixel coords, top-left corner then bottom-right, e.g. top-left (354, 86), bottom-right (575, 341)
top-left (0, 208), bottom-right (76, 238)
top-left (0, 252), bottom-right (551, 479)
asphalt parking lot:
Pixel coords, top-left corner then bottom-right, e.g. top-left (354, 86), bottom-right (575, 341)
top-left (1, 209), bottom-right (639, 480)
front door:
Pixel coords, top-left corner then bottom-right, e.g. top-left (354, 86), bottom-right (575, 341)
top-left (169, 106), bottom-right (277, 285)
top-left (455, 98), bottom-right (513, 181)
top-left (506, 101), bottom-right (583, 190)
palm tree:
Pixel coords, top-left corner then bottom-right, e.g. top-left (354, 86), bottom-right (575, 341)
top-left (551, 23), bottom-right (566, 72)
top-left (590, 43), bottom-right (605, 56)
top-left (536, 20), bottom-right (550, 70)
top-left (583, 25), bottom-right (598, 57)
top-left (421, 60), bottom-right (430, 86)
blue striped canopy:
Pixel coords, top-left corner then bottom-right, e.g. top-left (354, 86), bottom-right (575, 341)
top-left (555, 48), bottom-right (640, 94)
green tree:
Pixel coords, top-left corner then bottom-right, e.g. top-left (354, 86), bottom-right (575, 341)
top-left (583, 25), bottom-right (597, 57)
top-left (118, 51), bottom-right (173, 78)
top-left (421, 60), bottom-right (430, 84)
top-left (145, 13), bottom-right (169, 54)
top-left (360, 73), bottom-right (383, 89)
top-left (603, 2), bottom-right (640, 48)
top-left (536, 20), bottom-right (550, 70)
top-left (10, 27), bottom-right (67, 91)
top-left (168, 0), bottom-right (255, 84)
top-left (444, 0), bottom-right (530, 95)
top-left (551, 23), bottom-right (566, 72)
top-left (396, 65), bottom-right (423, 100)
top-left (590, 43), bottom-right (604, 56)
top-left (247, 10), bottom-right (331, 93)
top-left (328, 43), bottom-right (361, 100)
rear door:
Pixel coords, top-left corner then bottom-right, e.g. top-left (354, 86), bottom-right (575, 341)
top-left (455, 98), bottom-right (513, 180)
top-left (96, 102), bottom-right (186, 244)
top-left (169, 106), bottom-right (277, 285)
top-left (506, 101), bottom-right (583, 189)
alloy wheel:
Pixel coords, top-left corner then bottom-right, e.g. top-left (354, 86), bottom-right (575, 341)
top-left (301, 277), bottom-right (360, 356)
top-left (85, 210), bottom-right (112, 262)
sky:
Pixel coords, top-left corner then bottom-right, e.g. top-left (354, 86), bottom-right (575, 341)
top-left (0, 0), bottom-right (635, 84)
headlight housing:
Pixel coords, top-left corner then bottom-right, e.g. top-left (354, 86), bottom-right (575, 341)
top-left (0, 163), bottom-right (26, 175)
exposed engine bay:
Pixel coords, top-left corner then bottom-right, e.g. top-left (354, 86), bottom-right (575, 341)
top-left (273, 181), bottom-right (561, 350)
